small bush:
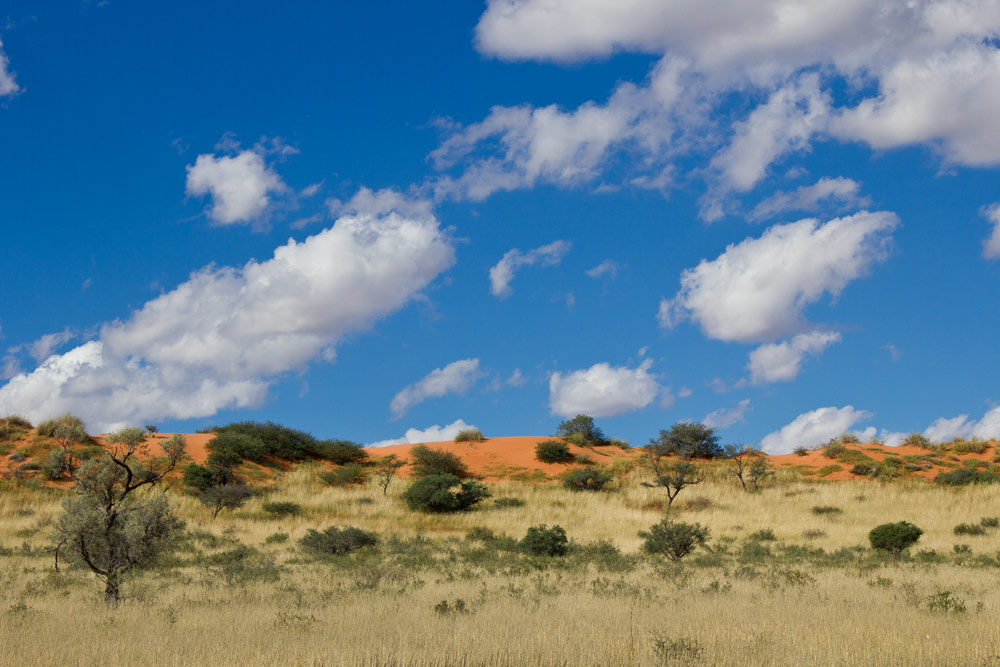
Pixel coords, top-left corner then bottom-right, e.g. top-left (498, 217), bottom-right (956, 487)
top-left (2, 415), bottom-right (33, 429)
top-left (183, 464), bottom-right (218, 491)
top-left (493, 497), bottom-right (525, 508)
top-left (926, 590), bottom-right (967, 614)
top-left (793, 446), bottom-right (809, 456)
top-left (535, 440), bottom-right (574, 464)
top-left (954, 522), bottom-right (986, 536)
top-left (264, 532), bottom-right (289, 544)
top-left (980, 516), bottom-right (1000, 528)
top-left (839, 432), bottom-right (861, 444)
top-left (402, 474), bottom-right (490, 513)
top-left (869, 521), bottom-right (922, 558)
top-left (41, 449), bottom-right (70, 480)
top-left (811, 505), bottom-right (843, 515)
top-left (556, 414), bottom-right (606, 447)
top-left (748, 528), bottom-right (777, 542)
top-left (409, 445), bottom-right (470, 479)
top-left (262, 501), bottom-right (303, 517)
top-left (519, 524), bottom-right (568, 557)
top-left (822, 442), bottom-right (847, 459)
top-left (319, 463), bottom-right (367, 487)
top-left (952, 440), bottom-right (989, 455)
top-left (454, 429), bottom-right (484, 443)
top-left (903, 433), bottom-right (931, 448)
top-left (640, 519), bottom-right (709, 561)
top-left (36, 413), bottom-right (87, 438)
top-left (299, 525), bottom-right (377, 556)
top-left (198, 484), bottom-right (255, 518)
top-left (934, 468), bottom-right (1000, 486)
top-left (562, 466), bottom-right (612, 492)
top-left (314, 440), bottom-right (368, 465)
top-left (211, 432), bottom-right (268, 462)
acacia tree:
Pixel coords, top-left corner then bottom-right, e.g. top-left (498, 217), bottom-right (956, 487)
top-left (649, 422), bottom-right (723, 459)
top-left (374, 454), bottom-right (407, 495)
top-left (640, 446), bottom-right (704, 510)
top-left (53, 427), bottom-right (186, 605)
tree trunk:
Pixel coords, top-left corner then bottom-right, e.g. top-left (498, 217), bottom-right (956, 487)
top-left (104, 572), bottom-right (121, 607)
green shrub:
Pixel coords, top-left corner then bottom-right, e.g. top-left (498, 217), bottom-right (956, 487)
top-left (748, 528), bottom-right (777, 542)
top-left (262, 501), bottom-right (303, 517)
top-left (980, 516), bottom-right (1000, 528)
top-left (264, 532), bottom-right (289, 544)
top-left (210, 432), bottom-right (268, 462)
top-left (952, 440), bottom-right (989, 455)
top-left (319, 463), bottom-right (367, 487)
top-left (839, 432), bottom-right (861, 444)
top-left (2, 415), bottom-right (33, 429)
top-left (402, 474), bottom-right (490, 513)
top-left (793, 446), bottom-right (809, 456)
top-left (36, 413), bottom-right (87, 438)
top-left (556, 415), bottom-right (607, 447)
top-left (198, 484), bottom-right (255, 518)
top-left (409, 445), bottom-right (470, 479)
top-left (213, 421), bottom-right (318, 460)
top-left (454, 429), bottom-right (484, 443)
top-left (519, 524), bottom-right (568, 557)
top-left (299, 525), bottom-right (377, 556)
top-left (954, 522), bottom-right (986, 536)
top-left (206, 447), bottom-right (242, 473)
top-left (493, 497), bottom-right (526, 508)
top-left (313, 440), bottom-right (367, 465)
top-left (869, 521), bottom-right (922, 558)
top-left (535, 440), bottom-right (574, 464)
top-left (562, 466), bottom-right (612, 492)
top-left (822, 442), bottom-right (847, 459)
top-left (639, 519), bottom-right (709, 561)
top-left (934, 468), bottom-right (1000, 486)
top-left (183, 464), bottom-right (218, 491)
top-left (903, 433), bottom-right (931, 448)
top-left (41, 449), bottom-right (71, 480)
top-left (811, 505), bottom-right (843, 515)
top-left (647, 422), bottom-right (723, 459)
top-left (19, 461), bottom-right (41, 471)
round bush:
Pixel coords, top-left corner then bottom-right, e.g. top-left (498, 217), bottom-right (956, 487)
top-left (183, 464), bottom-right (218, 491)
top-left (454, 429), bottom-right (485, 443)
top-left (520, 524), bottom-right (568, 556)
top-left (299, 525), bottom-right (377, 556)
top-left (409, 445), bottom-right (470, 479)
top-left (402, 474), bottom-right (490, 513)
top-left (562, 466), bottom-right (612, 492)
top-left (535, 440), bottom-right (573, 464)
top-left (869, 521), bottom-right (923, 557)
top-left (640, 519), bottom-right (709, 561)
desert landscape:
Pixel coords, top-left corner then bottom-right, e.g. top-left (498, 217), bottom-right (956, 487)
top-left (2, 414), bottom-right (1000, 666)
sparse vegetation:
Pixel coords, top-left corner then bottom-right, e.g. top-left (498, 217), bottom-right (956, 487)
top-left (454, 428), bottom-right (485, 443)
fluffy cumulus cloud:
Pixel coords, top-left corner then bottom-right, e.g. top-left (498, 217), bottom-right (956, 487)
top-left (703, 398), bottom-right (752, 429)
top-left (436, 2), bottom-right (1000, 207)
top-left (760, 405), bottom-right (873, 454)
top-left (0, 200), bottom-right (455, 431)
top-left (366, 419), bottom-right (478, 448)
top-left (549, 359), bottom-right (659, 417)
top-left (390, 359), bottom-right (481, 419)
top-left (489, 240), bottom-right (571, 298)
top-left (982, 203), bottom-right (1000, 259)
top-left (750, 177), bottom-right (868, 222)
top-left (747, 331), bottom-right (842, 384)
top-left (923, 407), bottom-right (1000, 441)
top-left (0, 37), bottom-right (19, 97)
top-left (660, 211), bottom-right (898, 342)
top-left (186, 150), bottom-right (287, 225)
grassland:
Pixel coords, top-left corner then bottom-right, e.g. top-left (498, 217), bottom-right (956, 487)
top-left (2, 460), bottom-right (1000, 666)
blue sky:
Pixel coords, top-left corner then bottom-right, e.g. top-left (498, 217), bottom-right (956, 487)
top-left (1, 1), bottom-right (999, 452)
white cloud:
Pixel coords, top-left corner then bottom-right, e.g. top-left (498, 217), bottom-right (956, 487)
top-left (390, 359), bottom-right (481, 420)
top-left (585, 259), bottom-right (622, 279)
top-left (366, 419), bottom-right (478, 448)
top-left (709, 74), bottom-right (829, 196)
top-left (0, 37), bottom-right (19, 97)
top-left (507, 368), bottom-right (527, 387)
top-left (0, 202), bottom-right (455, 432)
top-left (704, 398), bottom-right (752, 429)
top-left (923, 407), bottom-right (1000, 441)
top-left (660, 211), bottom-right (898, 342)
top-left (28, 329), bottom-right (76, 362)
top-left (489, 240), bottom-right (571, 298)
top-left (186, 149), bottom-right (287, 225)
top-left (750, 177), bottom-right (868, 222)
top-left (549, 358), bottom-right (659, 417)
top-left (760, 405), bottom-right (873, 454)
top-left (747, 330), bottom-right (841, 384)
top-left (982, 203), bottom-right (1000, 259)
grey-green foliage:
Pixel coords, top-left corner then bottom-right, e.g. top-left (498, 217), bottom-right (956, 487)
top-left (639, 519), bottom-right (709, 561)
top-left (51, 428), bottom-right (186, 605)
top-left (198, 484), bottom-right (255, 519)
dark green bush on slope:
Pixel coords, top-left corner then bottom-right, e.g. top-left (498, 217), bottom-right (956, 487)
top-left (403, 474), bottom-right (490, 513)
top-left (535, 440), bottom-right (574, 464)
top-left (299, 526), bottom-right (377, 556)
top-left (409, 445), bottom-right (470, 479)
top-left (563, 466), bottom-right (612, 492)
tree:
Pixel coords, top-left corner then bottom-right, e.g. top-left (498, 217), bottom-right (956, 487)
top-left (641, 455), bottom-right (704, 509)
top-left (53, 427), bottom-right (186, 605)
top-left (374, 454), bottom-right (407, 495)
top-left (198, 484), bottom-right (254, 519)
top-left (869, 521), bottom-right (923, 559)
top-left (556, 415), bottom-right (606, 447)
top-left (725, 445), bottom-right (770, 492)
top-left (648, 422), bottom-right (722, 459)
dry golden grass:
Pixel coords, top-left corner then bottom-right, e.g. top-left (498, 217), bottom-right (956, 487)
top-left (3, 466), bottom-right (1000, 665)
